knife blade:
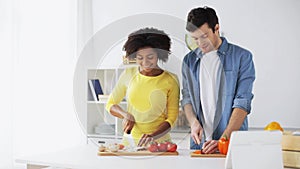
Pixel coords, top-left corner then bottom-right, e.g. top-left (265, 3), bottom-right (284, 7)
top-left (124, 132), bottom-right (136, 151)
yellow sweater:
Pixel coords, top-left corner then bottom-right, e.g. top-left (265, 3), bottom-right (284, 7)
top-left (106, 67), bottom-right (179, 145)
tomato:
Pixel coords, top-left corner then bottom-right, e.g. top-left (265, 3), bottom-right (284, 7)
top-left (166, 142), bottom-right (177, 152)
top-left (157, 143), bottom-right (168, 152)
top-left (148, 142), bottom-right (159, 152)
top-left (218, 136), bottom-right (229, 155)
top-left (118, 144), bottom-right (125, 150)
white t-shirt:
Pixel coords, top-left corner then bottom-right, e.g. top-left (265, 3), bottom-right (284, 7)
top-left (199, 50), bottom-right (222, 140)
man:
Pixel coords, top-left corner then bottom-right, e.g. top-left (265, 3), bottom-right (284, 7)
top-left (181, 6), bottom-right (255, 154)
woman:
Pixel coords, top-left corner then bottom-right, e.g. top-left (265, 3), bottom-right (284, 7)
top-left (105, 27), bottom-right (179, 147)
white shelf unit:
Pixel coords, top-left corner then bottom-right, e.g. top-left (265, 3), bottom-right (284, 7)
top-left (87, 68), bottom-right (126, 138)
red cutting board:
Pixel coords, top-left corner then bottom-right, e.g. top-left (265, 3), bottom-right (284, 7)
top-left (190, 152), bottom-right (226, 158)
top-left (98, 150), bottom-right (179, 156)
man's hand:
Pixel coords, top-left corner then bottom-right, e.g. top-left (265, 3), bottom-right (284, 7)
top-left (191, 120), bottom-right (203, 145)
top-left (202, 140), bottom-right (218, 154)
top-left (122, 113), bottom-right (135, 134)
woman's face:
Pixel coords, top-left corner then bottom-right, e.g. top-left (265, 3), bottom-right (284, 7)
top-left (136, 47), bottom-right (159, 74)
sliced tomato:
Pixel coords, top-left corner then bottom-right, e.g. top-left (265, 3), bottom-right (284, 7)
top-left (167, 142), bottom-right (177, 152)
top-left (148, 144), bottom-right (159, 152)
top-left (157, 143), bottom-right (168, 152)
top-left (118, 144), bottom-right (125, 150)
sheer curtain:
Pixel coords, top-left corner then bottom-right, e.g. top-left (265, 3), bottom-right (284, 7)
top-left (77, 0), bottom-right (93, 56)
top-left (0, 0), bottom-right (14, 168)
top-left (8, 0), bottom-right (85, 168)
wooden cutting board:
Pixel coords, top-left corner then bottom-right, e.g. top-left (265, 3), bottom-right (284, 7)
top-left (190, 152), bottom-right (226, 158)
top-left (98, 150), bottom-right (179, 156)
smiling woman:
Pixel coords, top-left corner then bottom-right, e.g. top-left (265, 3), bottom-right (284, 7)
top-left (106, 27), bottom-right (180, 147)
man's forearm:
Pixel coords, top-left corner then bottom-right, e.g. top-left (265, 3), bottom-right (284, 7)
top-left (183, 103), bottom-right (198, 126)
top-left (222, 107), bottom-right (247, 138)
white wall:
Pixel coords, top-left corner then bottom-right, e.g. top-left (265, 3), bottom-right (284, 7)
top-left (91, 0), bottom-right (300, 128)
top-left (10, 0), bottom-right (85, 167)
top-left (0, 0), bottom-right (13, 168)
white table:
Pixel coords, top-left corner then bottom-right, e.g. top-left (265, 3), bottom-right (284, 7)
top-left (16, 144), bottom-right (225, 169)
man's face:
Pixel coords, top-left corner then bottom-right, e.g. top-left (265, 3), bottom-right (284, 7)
top-left (190, 23), bottom-right (220, 54)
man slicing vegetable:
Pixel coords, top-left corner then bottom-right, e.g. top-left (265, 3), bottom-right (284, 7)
top-left (181, 6), bottom-right (255, 154)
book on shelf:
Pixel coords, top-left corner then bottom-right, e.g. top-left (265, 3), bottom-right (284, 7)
top-left (88, 79), bottom-right (103, 101)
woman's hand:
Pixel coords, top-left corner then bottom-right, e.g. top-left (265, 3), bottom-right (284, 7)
top-left (137, 121), bottom-right (171, 147)
top-left (137, 134), bottom-right (154, 147)
top-left (122, 113), bottom-right (135, 134)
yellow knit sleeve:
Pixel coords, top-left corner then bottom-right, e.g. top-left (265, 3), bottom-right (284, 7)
top-left (165, 73), bottom-right (180, 127)
top-left (105, 69), bottom-right (130, 112)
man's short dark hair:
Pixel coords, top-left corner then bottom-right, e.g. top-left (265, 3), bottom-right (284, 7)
top-left (186, 6), bottom-right (219, 33)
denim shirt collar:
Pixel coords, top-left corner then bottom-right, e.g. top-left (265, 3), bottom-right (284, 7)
top-left (189, 37), bottom-right (229, 75)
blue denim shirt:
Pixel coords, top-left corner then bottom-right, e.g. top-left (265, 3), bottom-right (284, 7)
top-left (181, 37), bottom-right (255, 149)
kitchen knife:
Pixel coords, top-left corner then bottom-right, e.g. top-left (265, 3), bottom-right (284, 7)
top-left (124, 133), bottom-right (146, 152)
top-left (124, 132), bottom-right (136, 151)
top-left (128, 133), bottom-right (136, 148)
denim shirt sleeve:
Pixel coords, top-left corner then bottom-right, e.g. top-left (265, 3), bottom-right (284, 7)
top-left (232, 51), bottom-right (255, 114)
top-left (181, 54), bottom-right (192, 107)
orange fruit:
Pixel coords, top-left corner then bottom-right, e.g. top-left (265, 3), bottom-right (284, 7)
top-left (264, 121), bottom-right (284, 131)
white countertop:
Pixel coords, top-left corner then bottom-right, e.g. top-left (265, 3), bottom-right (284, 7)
top-left (16, 144), bottom-right (225, 169)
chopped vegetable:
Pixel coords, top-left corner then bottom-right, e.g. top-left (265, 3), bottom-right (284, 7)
top-left (118, 144), bottom-right (125, 150)
top-left (157, 143), bottom-right (168, 152)
top-left (148, 142), bottom-right (159, 152)
top-left (166, 142), bottom-right (177, 152)
top-left (193, 150), bottom-right (202, 154)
